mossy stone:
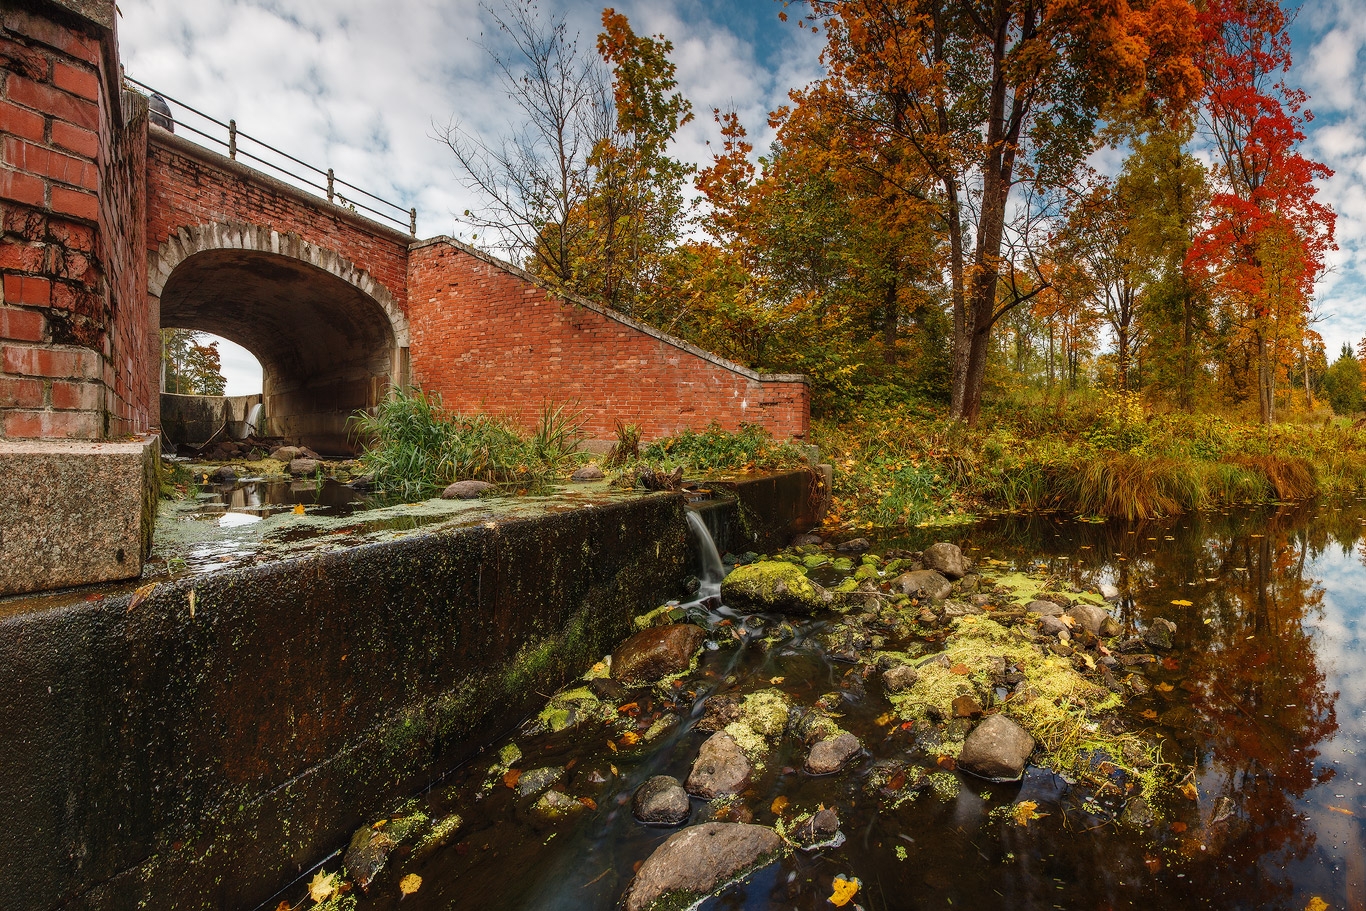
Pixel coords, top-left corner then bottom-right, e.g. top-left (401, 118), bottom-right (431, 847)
top-left (720, 561), bottom-right (826, 615)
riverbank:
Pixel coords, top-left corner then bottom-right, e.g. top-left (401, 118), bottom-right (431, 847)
top-left (813, 396), bottom-right (1366, 528)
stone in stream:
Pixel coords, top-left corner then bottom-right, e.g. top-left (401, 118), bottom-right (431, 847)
top-left (720, 561), bottom-right (826, 615)
top-left (532, 789), bottom-right (585, 820)
top-left (611, 623), bottom-right (707, 684)
top-left (805, 732), bottom-right (861, 775)
top-left (622, 822), bottom-right (784, 911)
top-left (208, 465), bottom-right (237, 482)
top-left (790, 807), bottom-right (841, 849)
top-left (1027, 599), bottom-right (1065, 617)
top-left (1144, 617), bottom-right (1178, 650)
top-left (1065, 603), bottom-right (1111, 637)
top-left (890, 570), bottom-right (952, 601)
top-left (881, 665), bottom-right (919, 694)
top-left (442, 479), bottom-right (496, 499)
top-left (686, 732), bottom-right (753, 798)
top-left (1038, 615), bottom-right (1069, 638)
top-left (836, 537), bottom-right (871, 553)
top-left (921, 542), bottom-right (971, 580)
top-left (571, 462), bottom-right (605, 481)
top-left (957, 715), bottom-right (1035, 782)
top-left (516, 766), bottom-right (564, 798)
top-left (287, 457), bottom-right (321, 476)
top-left (791, 533), bottom-right (824, 546)
top-left (342, 825), bottom-right (397, 894)
top-left (632, 775), bottom-right (691, 826)
top-left (270, 445), bottom-right (301, 462)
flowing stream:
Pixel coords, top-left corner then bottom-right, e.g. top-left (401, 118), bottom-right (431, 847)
top-left (281, 502), bottom-right (1366, 911)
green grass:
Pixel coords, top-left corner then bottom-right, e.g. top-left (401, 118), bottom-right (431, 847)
top-left (350, 388), bottom-right (584, 497)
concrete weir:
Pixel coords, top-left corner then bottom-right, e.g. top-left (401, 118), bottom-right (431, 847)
top-left (0, 486), bottom-right (706, 911)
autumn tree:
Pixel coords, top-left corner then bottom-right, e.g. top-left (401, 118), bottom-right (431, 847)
top-left (796, 0), bottom-right (1203, 424)
top-left (1319, 343), bottom-right (1362, 415)
top-left (162, 329), bottom-right (227, 396)
top-left (1187, 0), bottom-right (1335, 423)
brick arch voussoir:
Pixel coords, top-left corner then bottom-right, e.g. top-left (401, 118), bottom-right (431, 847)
top-left (147, 221), bottom-right (410, 347)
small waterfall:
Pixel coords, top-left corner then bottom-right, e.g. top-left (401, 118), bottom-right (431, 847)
top-left (243, 402), bottom-right (264, 436)
top-left (685, 509), bottom-right (726, 600)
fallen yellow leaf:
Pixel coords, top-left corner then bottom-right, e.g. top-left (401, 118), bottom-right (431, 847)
top-left (1171, 599), bottom-right (1193, 606)
top-left (829, 875), bottom-right (860, 907)
top-left (619, 731), bottom-right (640, 746)
top-left (1141, 709), bottom-right (1158, 720)
top-left (308, 869), bottom-right (339, 902)
top-left (1155, 683), bottom-right (1175, 693)
top-left (1011, 800), bottom-right (1048, 826)
top-left (293, 503), bottom-right (306, 515)
top-left (400, 872), bottom-right (422, 895)
top-left (770, 676), bottom-right (786, 685)
top-left (771, 796), bottom-right (789, 815)
top-left (1305, 897), bottom-right (1328, 911)
top-left (875, 712), bottom-right (896, 726)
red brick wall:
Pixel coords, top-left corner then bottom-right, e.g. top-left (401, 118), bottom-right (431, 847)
top-left (144, 140), bottom-right (411, 314)
top-left (407, 239), bottom-right (810, 441)
top-left (0, 1), bottom-right (150, 440)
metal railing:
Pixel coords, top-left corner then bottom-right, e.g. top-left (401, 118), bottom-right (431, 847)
top-left (125, 76), bottom-right (418, 236)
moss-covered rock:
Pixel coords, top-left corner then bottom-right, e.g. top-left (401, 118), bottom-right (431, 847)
top-left (720, 561), bottom-right (826, 614)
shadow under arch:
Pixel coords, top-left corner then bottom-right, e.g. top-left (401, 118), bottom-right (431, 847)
top-left (149, 222), bottom-right (410, 454)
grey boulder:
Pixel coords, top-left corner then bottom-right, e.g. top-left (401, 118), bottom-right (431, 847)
top-left (891, 570), bottom-right (952, 601)
top-left (805, 732), bottom-right (861, 775)
top-left (686, 732), bottom-right (752, 798)
top-left (958, 714), bottom-right (1035, 782)
top-left (632, 775), bottom-right (690, 826)
top-left (442, 479), bottom-right (496, 499)
top-left (622, 823), bottom-right (783, 911)
top-left (922, 542), bottom-right (971, 580)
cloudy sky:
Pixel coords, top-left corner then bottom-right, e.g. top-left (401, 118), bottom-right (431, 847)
top-left (118, 0), bottom-right (1366, 394)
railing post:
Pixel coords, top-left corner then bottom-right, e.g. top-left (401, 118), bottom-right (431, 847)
top-left (228, 119), bottom-right (236, 159)
top-left (327, 169), bottom-right (335, 203)
top-left (410, 208), bottom-right (417, 237)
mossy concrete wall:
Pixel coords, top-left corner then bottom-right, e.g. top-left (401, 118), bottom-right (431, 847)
top-left (0, 492), bottom-right (689, 911)
top-left (693, 469), bottom-right (828, 555)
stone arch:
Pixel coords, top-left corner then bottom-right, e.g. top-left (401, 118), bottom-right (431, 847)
top-left (149, 221), bottom-right (410, 454)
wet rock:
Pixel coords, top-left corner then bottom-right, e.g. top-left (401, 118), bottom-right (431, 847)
top-left (1121, 796), bottom-right (1154, 830)
top-left (805, 732), bottom-right (861, 775)
top-left (791, 807), bottom-right (841, 849)
top-left (571, 462), bottom-right (605, 481)
top-left (791, 533), bottom-right (824, 546)
top-left (442, 479), bottom-right (496, 499)
top-left (1065, 604), bottom-right (1110, 637)
top-left (588, 676), bottom-right (629, 703)
top-left (720, 561), bottom-right (826, 615)
top-left (208, 465), bottom-right (237, 482)
top-left (612, 623), bottom-right (707, 684)
top-left (957, 715), bottom-right (1035, 782)
top-left (1144, 617), bottom-right (1177, 650)
top-left (1027, 599), bottom-right (1064, 617)
top-left (1099, 582), bottom-right (1121, 601)
top-left (890, 570), bottom-right (952, 601)
top-left (695, 694), bottom-right (743, 733)
top-left (533, 789), bottom-right (586, 820)
top-left (288, 457), bottom-right (321, 476)
top-left (270, 446), bottom-right (301, 462)
top-left (343, 825), bottom-right (397, 894)
top-left (516, 766), bottom-right (564, 798)
top-left (623, 822), bottom-right (784, 911)
top-left (1039, 615), bottom-right (1069, 638)
top-left (632, 775), bottom-right (690, 826)
top-left (882, 665), bottom-right (919, 694)
top-left (836, 537), bottom-right (871, 553)
top-left (943, 600), bottom-right (986, 618)
top-left (952, 695), bottom-right (984, 719)
top-left (922, 543), bottom-right (971, 580)
top-left (686, 732), bottom-right (753, 798)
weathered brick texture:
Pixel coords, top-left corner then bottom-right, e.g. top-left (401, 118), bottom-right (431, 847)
top-left (407, 239), bottom-right (810, 441)
top-left (0, 1), bottom-right (151, 439)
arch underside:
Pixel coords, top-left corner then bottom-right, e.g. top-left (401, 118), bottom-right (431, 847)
top-left (160, 248), bottom-right (399, 454)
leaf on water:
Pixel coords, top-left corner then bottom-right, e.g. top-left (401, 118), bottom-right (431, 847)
top-left (771, 796), bottom-right (789, 815)
top-left (1171, 599), bottom-right (1193, 606)
top-left (1180, 780), bottom-right (1199, 801)
top-left (503, 769), bottom-right (521, 789)
top-left (1327, 806), bottom-right (1355, 816)
top-left (1162, 657), bottom-right (1180, 671)
top-left (608, 740), bottom-right (618, 753)
top-left (619, 731), bottom-right (640, 746)
top-left (1305, 898), bottom-right (1328, 911)
top-left (936, 755), bottom-right (956, 771)
top-left (1011, 800), bottom-right (1048, 826)
top-left (828, 875), bottom-right (860, 907)
top-left (1170, 821), bottom-right (1187, 833)
top-left (579, 797), bottom-right (597, 810)
top-left (1155, 683), bottom-right (1175, 693)
top-left (875, 712), bottom-right (896, 726)
top-left (618, 702), bottom-right (639, 714)
top-left (1141, 710), bottom-right (1158, 720)
top-left (770, 676), bottom-right (786, 685)
top-left (399, 873), bottom-right (423, 895)
top-left (308, 870), bottom-right (339, 902)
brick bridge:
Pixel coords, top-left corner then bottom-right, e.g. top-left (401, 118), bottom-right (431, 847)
top-left (3, 1), bottom-right (808, 456)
